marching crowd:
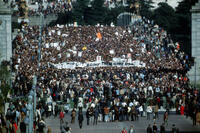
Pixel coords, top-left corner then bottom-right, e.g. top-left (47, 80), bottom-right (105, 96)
top-left (9, 0), bottom-right (73, 17)
top-left (28, 0), bottom-right (73, 16)
top-left (9, 0), bottom-right (137, 17)
top-left (0, 16), bottom-right (200, 133)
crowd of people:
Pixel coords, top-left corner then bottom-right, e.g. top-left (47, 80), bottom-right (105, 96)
top-left (9, 0), bottom-right (134, 17)
top-left (0, 14), bottom-right (200, 133)
top-left (10, 0), bottom-right (73, 17)
top-left (28, 0), bottom-right (73, 16)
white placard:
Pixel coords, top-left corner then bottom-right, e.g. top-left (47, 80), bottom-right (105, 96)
top-left (57, 30), bottom-right (61, 36)
top-left (96, 56), bottom-right (102, 62)
top-left (109, 49), bottom-right (115, 54)
top-left (78, 51), bottom-right (82, 57)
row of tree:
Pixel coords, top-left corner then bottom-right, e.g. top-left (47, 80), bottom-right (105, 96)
top-left (0, 61), bottom-right (11, 113)
top-left (140, 0), bottom-right (198, 57)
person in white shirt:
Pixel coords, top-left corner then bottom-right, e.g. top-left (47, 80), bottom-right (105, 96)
top-left (139, 105), bottom-right (143, 117)
top-left (146, 105), bottom-right (152, 120)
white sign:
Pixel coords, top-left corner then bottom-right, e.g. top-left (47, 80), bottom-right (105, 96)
top-left (110, 50), bottom-right (115, 54)
top-left (52, 60), bottom-right (146, 69)
top-left (96, 56), bottom-right (102, 62)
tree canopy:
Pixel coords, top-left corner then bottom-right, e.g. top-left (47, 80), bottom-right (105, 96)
top-left (0, 61), bottom-right (11, 113)
top-left (140, 0), bottom-right (198, 56)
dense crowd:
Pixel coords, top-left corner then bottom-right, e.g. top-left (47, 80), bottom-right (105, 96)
top-left (28, 0), bottom-right (73, 16)
top-left (10, 0), bottom-right (73, 17)
top-left (0, 16), bottom-right (200, 133)
top-left (9, 0), bottom-right (132, 17)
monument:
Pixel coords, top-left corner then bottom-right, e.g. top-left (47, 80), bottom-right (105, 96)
top-left (188, 0), bottom-right (200, 87)
top-left (0, 0), bottom-right (12, 62)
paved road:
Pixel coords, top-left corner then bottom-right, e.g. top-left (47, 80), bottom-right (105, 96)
top-left (45, 113), bottom-right (200, 133)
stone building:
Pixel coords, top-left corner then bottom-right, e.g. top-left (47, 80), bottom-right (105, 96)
top-left (0, 0), bottom-right (12, 62)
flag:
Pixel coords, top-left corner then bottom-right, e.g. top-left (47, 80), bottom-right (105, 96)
top-left (82, 46), bottom-right (87, 51)
top-left (96, 32), bottom-right (102, 40)
top-left (176, 43), bottom-right (180, 50)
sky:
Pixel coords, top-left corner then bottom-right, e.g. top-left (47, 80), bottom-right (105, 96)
top-left (151, 0), bottom-right (182, 9)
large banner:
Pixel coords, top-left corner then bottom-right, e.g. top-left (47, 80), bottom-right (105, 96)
top-left (52, 60), bottom-right (146, 69)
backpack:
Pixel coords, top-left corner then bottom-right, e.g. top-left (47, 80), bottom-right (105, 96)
top-left (38, 122), bottom-right (45, 132)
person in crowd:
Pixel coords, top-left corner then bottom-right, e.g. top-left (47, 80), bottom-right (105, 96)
top-left (146, 105), bottom-right (152, 120)
top-left (71, 109), bottom-right (76, 124)
top-left (54, 104), bottom-right (59, 118)
top-left (47, 126), bottom-right (52, 133)
top-left (192, 108), bottom-right (197, 126)
top-left (171, 124), bottom-right (179, 133)
top-left (94, 107), bottom-right (99, 125)
top-left (59, 110), bottom-right (65, 124)
top-left (147, 124), bottom-right (153, 133)
top-left (104, 106), bottom-right (110, 122)
top-left (139, 105), bottom-right (143, 117)
top-left (60, 121), bottom-right (71, 133)
top-left (19, 112), bottom-right (26, 133)
top-left (154, 104), bottom-right (159, 120)
top-left (78, 111), bottom-right (84, 129)
top-left (122, 127), bottom-right (128, 133)
top-left (164, 111), bottom-right (168, 126)
top-left (130, 106), bottom-right (136, 121)
top-left (152, 123), bottom-right (158, 133)
top-left (37, 118), bottom-right (46, 133)
top-left (128, 125), bottom-right (135, 133)
top-left (86, 108), bottom-right (90, 125)
top-left (160, 123), bottom-right (165, 133)
top-left (196, 110), bottom-right (200, 125)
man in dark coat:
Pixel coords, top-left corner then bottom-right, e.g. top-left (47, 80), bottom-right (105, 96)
top-left (160, 123), bottom-right (165, 133)
top-left (147, 124), bottom-right (153, 133)
top-left (152, 123), bottom-right (158, 133)
top-left (171, 124), bottom-right (179, 133)
top-left (94, 108), bottom-right (99, 125)
top-left (86, 108), bottom-right (90, 125)
top-left (78, 112), bottom-right (84, 129)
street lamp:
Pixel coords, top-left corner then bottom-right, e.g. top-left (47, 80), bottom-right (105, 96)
top-left (32, 75), bottom-right (37, 120)
top-left (27, 95), bottom-right (33, 133)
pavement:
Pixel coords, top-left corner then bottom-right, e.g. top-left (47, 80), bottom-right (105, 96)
top-left (45, 113), bottom-right (200, 133)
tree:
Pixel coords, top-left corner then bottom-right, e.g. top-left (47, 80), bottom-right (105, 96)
top-left (88, 0), bottom-right (107, 25)
top-left (139, 0), bottom-right (154, 19)
top-left (0, 61), bottom-right (11, 114)
top-left (153, 2), bottom-right (176, 31)
top-left (72, 0), bottom-right (90, 25)
top-left (151, 0), bottom-right (198, 56)
top-left (104, 6), bottom-right (125, 25)
top-left (52, 11), bottom-right (74, 25)
top-left (170, 0), bottom-right (198, 56)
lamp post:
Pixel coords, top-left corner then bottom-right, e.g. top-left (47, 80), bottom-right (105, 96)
top-left (27, 12), bottom-right (44, 133)
top-left (32, 75), bottom-right (37, 120)
top-left (27, 94), bottom-right (33, 133)
top-left (194, 59), bottom-right (197, 88)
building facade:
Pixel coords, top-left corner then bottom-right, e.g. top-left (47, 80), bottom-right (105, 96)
top-left (188, 0), bottom-right (200, 86)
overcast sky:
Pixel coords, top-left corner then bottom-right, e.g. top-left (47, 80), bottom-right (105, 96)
top-left (152, 0), bottom-right (182, 9)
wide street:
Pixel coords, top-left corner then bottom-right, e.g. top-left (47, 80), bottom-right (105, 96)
top-left (45, 113), bottom-right (200, 133)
